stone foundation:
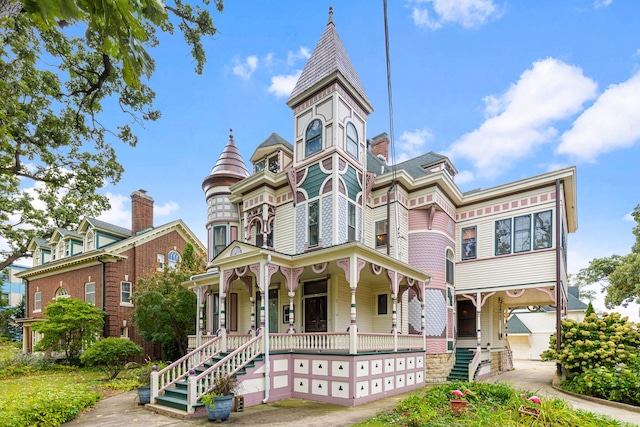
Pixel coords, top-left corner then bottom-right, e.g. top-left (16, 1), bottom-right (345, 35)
top-left (424, 352), bottom-right (455, 382)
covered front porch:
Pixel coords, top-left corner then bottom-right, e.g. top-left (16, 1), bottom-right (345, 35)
top-left (149, 241), bottom-right (432, 414)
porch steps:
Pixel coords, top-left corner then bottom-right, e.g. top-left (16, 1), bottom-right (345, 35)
top-left (448, 348), bottom-right (474, 381)
top-left (153, 353), bottom-right (263, 413)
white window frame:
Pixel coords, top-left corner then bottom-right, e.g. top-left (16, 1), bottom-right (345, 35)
top-left (34, 292), bottom-right (42, 312)
top-left (120, 281), bottom-right (133, 306)
top-left (346, 122), bottom-right (358, 160)
top-left (157, 254), bottom-right (165, 271)
top-left (85, 282), bottom-right (96, 305)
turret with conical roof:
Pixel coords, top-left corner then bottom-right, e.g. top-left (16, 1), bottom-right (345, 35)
top-left (287, 8), bottom-right (371, 253)
top-left (202, 130), bottom-right (249, 264)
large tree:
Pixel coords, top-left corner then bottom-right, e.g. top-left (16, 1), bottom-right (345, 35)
top-left (131, 243), bottom-right (204, 360)
top-left (576, 204), bottom-right (640, 310)
top-left (0, 0), bottom-right (223, 271)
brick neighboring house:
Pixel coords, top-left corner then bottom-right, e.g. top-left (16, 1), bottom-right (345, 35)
top-left (16, 190), bottom-right (206, 359)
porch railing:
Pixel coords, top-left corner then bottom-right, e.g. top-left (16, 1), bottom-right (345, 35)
top-left (270, 332), bottom-right (350, 351)
top-left (186, 335), bottom-right (262, 413)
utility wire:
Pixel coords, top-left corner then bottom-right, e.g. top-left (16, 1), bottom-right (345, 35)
top-left (383, 0), bottom-right (400, 260)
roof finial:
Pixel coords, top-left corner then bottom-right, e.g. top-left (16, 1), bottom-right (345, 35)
top-left (229, 128), bottom-right (234, 141)
top-left (328, 6), bottom-right (334, 25)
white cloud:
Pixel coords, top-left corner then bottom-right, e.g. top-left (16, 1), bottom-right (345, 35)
top-left (594, 0), bottom-right (613, 8)
top-left (394, 128), bottom-right (434, 163)
top-left (268, 71), bottom-right (302, 98)
top-left (557, 72), bottom-right (640, 162)
top-left (447, 58), bottom-right (598, 179)
top-left (232, 55), bottom-right (258, 79)
top-left (96, 193), bottom-right (179, 228)
top-left (155, 201), bottom-right (179, 217)
top-left (411, 0), bottom-right (498, 30)
top-left (287, 47), bottom-right (311, 66)
top-left (623, 211), bottom-right (635, 222)
top-left (454, 170), bottom-right (475, 185)
top-left (264, 53), bottom-right (274, 67)
top-left (97, 192), bottom-right (131, 228)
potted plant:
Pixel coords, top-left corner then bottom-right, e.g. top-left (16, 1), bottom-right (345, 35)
top-left (135, 362), bottom-right (156, 405)
top-left (450, 389), bottom-right (472, 414)
top-left (200, 372), bottom-right (238, 421)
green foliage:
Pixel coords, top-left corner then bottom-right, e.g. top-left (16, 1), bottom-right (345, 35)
top-left (0, 369), bottom-right (103, 427)
top-left (32, 298), bottom-right (104, 364)
top-left (562, 363), bottom-right (640, 406)
top-left (353, 381), bottom-right (632, 427)
top-left (131, 242), bottom-right (204, 360)
top-left (0, 351), bottom-right (57, 379)
top-left (80, 337), bottom-right (143, 380)
top-left (0, 1), bottom-right (223, 270)
top-left (541, 312), bottom-right (640, 373)
top-left (576, 204), bottom-right (640, 310)
top-left (0, 297), bottom-right (24, 341)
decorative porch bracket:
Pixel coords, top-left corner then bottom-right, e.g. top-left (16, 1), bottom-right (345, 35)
top-left (279, 266), bottom-right (305, 333)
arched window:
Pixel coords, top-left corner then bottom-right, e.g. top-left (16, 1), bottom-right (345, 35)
top-left (55, 287), bottom-right (69, 299)
top-left (346, 122), bottom-right (358, 160)
top-left (86, 231), bottom-right (95, 251)
top-left (446, 249), bottom-right (454, 284)
top-left (168, 250), bottom-right (181, 269)
top-left (305, 119), bottom-right (322, 157)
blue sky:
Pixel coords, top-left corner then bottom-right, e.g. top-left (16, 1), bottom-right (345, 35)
top-left (17, 1), bottom-right (640, 318)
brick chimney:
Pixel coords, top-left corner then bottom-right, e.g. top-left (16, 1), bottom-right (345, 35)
top-left (370, 133), bottom-right (389, 162)
top-left (131, 190), bottom-right (154, 236)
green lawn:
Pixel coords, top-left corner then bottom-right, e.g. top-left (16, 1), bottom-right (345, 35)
top-left (0, 344), bottom-right (139, 427)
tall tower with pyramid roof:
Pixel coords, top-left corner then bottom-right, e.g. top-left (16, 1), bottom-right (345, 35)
top-left (286, 7), bottom-right (374, 254)
top-left (202, 129), bottom-right (249, 265)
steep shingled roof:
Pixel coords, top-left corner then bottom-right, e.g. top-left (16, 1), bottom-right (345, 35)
top-left (287, 7), bottom-right (370, 108)
top-left (257, 133), bottom-right (293, 151)
top-left (210, 130), bottom-right (250, 179)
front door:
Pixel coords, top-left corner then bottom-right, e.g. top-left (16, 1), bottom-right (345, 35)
top-left (304, 295), bottom-right (327, 332)
top-left (303, 279), bottom-right (328, 332)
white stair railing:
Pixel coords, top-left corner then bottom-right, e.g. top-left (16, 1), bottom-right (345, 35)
top-left (186, 335), bottom-right (262, 413)
top-left (151, 335), bottom-right (223, 403)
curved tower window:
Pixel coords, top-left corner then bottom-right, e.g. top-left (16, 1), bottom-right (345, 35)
top-left (305, 119), bottom-right (323, 157)
top-left (346, 122), bottom-right (358, 160)
top-left (446, 249), bottom-right (454, 284)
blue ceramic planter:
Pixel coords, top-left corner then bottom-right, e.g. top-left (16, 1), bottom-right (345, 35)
top-left (205, 395), bottom-right (234, 421)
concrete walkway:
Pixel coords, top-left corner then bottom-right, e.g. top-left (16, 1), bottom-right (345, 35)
top-left (64, 360), bottom-right (640, 426)
top-left (484, 359), bottom-right (640, 426)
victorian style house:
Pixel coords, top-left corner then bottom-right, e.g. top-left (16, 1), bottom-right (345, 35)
top-left (147, 9), bottom-right (577, 415)
top-left (17, 190), bottom-right (206, 359)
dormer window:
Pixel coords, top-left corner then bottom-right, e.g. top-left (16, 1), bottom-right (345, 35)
top-left (305, 119), bottom-right (322, 157)
top-left (268, 155), bottom-right (279, 173)
top-left (255, 160), bottom-right (265, 172)
top-left (346, 122), bottom-right (358, 160)
top-left (86, 231), bottom-right (95, 251)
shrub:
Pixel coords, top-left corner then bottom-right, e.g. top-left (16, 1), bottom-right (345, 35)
top-left (541, 312), bottom-right (640, 373)
top-left (563, 362), bottom-right (640, 406)
top-left (80, 337), bottom-right (143, 380)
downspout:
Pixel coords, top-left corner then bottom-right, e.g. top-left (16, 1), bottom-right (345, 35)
top-left (555, 179), bottom-right (562, 376)
top-left (98, 257), bottom-right (107, 336)
top-left (262, 254), bottom-right (271, 404)
top-left (386, 182), bottom-right (394, 256)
